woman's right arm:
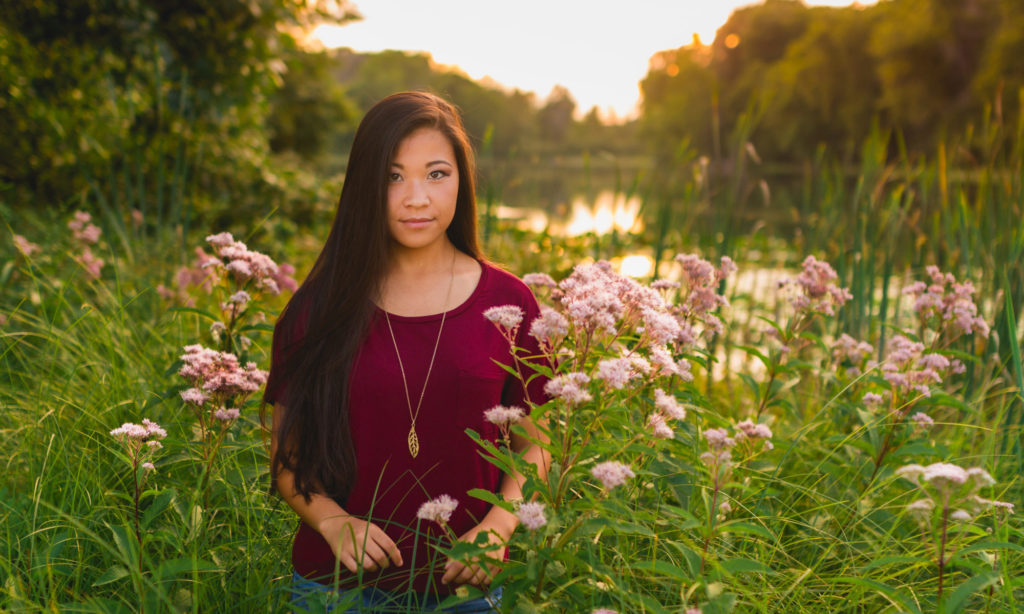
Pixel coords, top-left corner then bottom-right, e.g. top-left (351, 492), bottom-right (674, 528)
top-left (272, 403), bottom-right (403, 573)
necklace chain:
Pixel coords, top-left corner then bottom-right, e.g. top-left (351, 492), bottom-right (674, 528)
top-left (383, 249), bottom-right (457, 458)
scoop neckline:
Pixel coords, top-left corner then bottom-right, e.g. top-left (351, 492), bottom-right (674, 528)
top-left (375, 259), bottom-right (488, 323)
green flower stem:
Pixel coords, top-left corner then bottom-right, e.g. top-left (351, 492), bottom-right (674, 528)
top-left (937, 489), bottom-right (951, 604)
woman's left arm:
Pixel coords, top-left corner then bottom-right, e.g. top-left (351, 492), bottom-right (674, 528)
top-left (441, 413), bottom-right (550, 587)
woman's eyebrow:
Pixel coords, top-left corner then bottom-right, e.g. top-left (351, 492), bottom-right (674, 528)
top-left (390, 160), bottom-right (453, 169)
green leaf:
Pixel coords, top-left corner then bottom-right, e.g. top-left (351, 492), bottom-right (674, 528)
top-left (943, 571), bottom-right (1001, 614)
top-left (950, 540), bottom-right (1024, 562)
top-left (629, 560), bottom-right (691, 582)
top-left (465, 488), bottom-right (512, 511)
top-left (92, 565), bottom-right (130, 587)
top-left (833, 577), bottom-right (920, 613)
top-left (168, 306), bottom-right (219, 322)
top-left (719, 557), bottom-right (774, 576)
top-left (634, 592), bottom-right (670, 614)
top-left (108, 525), bottom-right (135, 562)
top-left (717, 521), bottom-right (775, 542)
top-left (141, 489), bottom-right (176, 529)
top-left (737, 373), bottom-right (761, 405)
top-left (237, 322), bottom-right (274, 333)
top-left (859, 555), bottom-right (928, 573)
top-left (155, 557), bottom-right (218, 580)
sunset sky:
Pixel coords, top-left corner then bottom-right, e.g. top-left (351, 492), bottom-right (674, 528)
top-left (310, 0), bottom-right (876, 120)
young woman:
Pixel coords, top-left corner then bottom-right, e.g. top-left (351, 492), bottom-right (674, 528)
top-left (263, 91), bottom-right (549, 612)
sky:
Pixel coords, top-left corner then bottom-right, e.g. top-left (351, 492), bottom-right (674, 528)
top-left (310, 0), bottom-right (875, 121)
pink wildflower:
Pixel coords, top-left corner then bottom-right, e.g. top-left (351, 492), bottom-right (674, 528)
top-left (231, 290), bottom-right (251, 304)
top-left (718, 256), bottom-right (738, 279)
top-left (484, 305), bottom-right (525, 332)
top-left (515, 501), bottom-right (547, 530)
top-left (648, 413), bottom-right (674, 439)
top-left (904, 266), bottom-right (989, 337)
top-left (911, 412), bottom-right (934, 430)
top-left (180, 388), bottom-right (209, 405)
top-left (863, 392), bottom-right (884, 406)
top-left (639, 307), bottom-right (682, 344)
top-left (522, 272), bottom-right (557, 288)
top-left (79, 224), bottom-right (101, 244)
top-left (590, 461), bottom-right (635, 490)
top-left (274, 262), bottom-right (299, 293)
top-left (654, 389), bottom-right (686, 420)
top-left (178, 345), bottom-right (267, 397)
top-left (68, 211), bottom-right (101, 244)
top-left (596, 357), bottom-right (637, 390)
top-left (205, 232), bottom-right (235, 248)
top-left (906, 498), bottom-right (934, 515)
top-left (484, 405), bottom-right (525, 426)
top-left (142, 462), bottom-right (155, 472)
top-left (675, 253), bottom-right (730, 320)
top-left (131, 209), bottom-right (143, 227)
top-left (918, 353), bottom-right (949, 370)
top-left (529, 306), bottom-right (570, 348)
top-left (226, 259), bottom-right (253, 279)
top-left (781, 256), bottom-right (851, 316)
top-left (627, 354), bottom-right (652, 376)
top-left (950, 509), bottom-right (972, 522)
top-left (544, 372), bottom-right (592, 405)
top-left (13, 235), bottom-right (40, 257)
top-left (110, 419), bottom-right (166, 443)
top-left (212, 407), bottom-right (240, 422)
top-left (416, 494), bottom-right (458, 525)
top-left (704, 428), bottom-right (735, 450)
top-left (648, 345), bottom-right (678, 376)
top-left (79, 247), bottom-right (104, 279)
top-left (832, 333), bottom-right (874, 365)
top-left (677, 358), bottom-right (694, 382)
top-left (735, 419), bottom-right (772, 440)
top-left (971, 496), bottom-right (1015, 515)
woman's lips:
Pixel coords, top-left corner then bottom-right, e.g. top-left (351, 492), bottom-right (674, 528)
top-left (401, 217), bottom-right (434, 229)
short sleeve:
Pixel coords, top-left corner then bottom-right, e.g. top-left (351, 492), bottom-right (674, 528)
top-left (263, 300), bottom-right (310, 407)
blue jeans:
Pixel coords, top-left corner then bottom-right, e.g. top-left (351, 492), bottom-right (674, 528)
top-left (289, 571), bottom-right (502, 613)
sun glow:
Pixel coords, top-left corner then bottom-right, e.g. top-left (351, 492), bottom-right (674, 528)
top-left (309, 1), bottom-right (877, 120)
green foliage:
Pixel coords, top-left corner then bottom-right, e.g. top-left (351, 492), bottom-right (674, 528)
top-left (0, 0), bottom-right (355, 215)
top-left (640, 0), bottom-right (1024, 162)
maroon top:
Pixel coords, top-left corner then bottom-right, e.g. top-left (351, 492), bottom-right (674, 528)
top-left (265, 261), bottom-right (547, 594)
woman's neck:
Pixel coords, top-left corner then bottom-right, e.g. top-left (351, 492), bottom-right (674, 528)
top-left (387, 239), bottom-right (458, 277)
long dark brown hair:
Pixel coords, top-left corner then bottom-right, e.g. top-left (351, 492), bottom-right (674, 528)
top-left (264, 91), bottom-right (482, 502)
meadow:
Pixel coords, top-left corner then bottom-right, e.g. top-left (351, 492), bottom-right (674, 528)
top-left (2, 119), bottom-right (1023, 614)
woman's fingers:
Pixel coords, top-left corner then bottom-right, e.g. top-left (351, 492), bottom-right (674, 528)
top-left (338, 551), bottom-right (360, 575)
top-left (360, 539), bottom-right (390, 570)
top-left (368, 524), bottom-right (404, 567)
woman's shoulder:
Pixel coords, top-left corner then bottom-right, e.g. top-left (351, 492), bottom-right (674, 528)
top-left (477, 260), bottom-right (538, 307)
top-left (480, 260), bottom-right (531, 291)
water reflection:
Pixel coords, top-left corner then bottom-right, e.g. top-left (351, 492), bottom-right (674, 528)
top-left (493, 190), bottom-right (644, 237)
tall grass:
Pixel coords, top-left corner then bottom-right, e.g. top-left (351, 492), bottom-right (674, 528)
top-left (3, 105), bottom-right (1023, 612)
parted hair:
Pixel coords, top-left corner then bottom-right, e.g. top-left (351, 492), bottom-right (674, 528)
top-left (264, 91), bottom-right (482, 502)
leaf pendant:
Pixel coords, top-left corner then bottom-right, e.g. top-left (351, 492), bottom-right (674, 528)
top-left (408, 426), bottom-right (420, 458)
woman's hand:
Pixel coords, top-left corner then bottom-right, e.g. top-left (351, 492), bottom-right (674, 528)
top-left (318, 515), bottom-right (403, 574)
top-left (441, 524), bottom-right (505, 588)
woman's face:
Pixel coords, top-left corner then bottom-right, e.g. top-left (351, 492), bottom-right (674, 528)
top-left (386, 127), bottom-right (459, 254)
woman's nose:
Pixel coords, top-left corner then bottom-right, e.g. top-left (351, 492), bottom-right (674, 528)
top-left (404, 180), bottom-right (429, 206)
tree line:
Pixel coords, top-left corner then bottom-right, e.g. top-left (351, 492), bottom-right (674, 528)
top-left (3, 0), bottom-right (1023, 212)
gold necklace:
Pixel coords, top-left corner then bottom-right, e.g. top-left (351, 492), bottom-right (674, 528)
top-left (383, 250), bottom-right (456, 458)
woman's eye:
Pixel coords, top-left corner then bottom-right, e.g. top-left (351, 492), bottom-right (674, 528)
top-left (428, 170), bottom-right (449, 180)
top-left (388, 173), bottom-right (402, 183)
